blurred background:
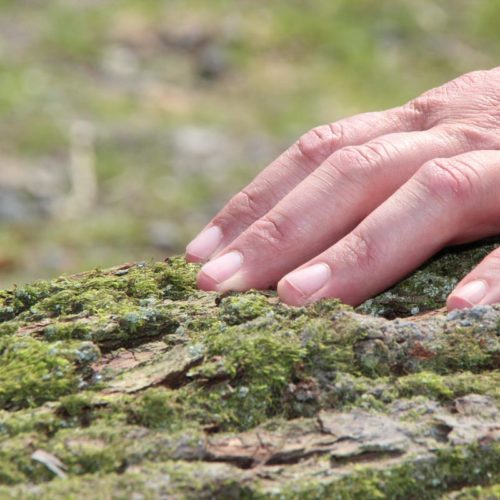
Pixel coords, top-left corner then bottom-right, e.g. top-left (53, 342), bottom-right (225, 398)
top-left (0, 0), bottom-right (499, 288)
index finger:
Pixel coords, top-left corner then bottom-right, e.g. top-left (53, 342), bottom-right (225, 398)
top-left (186, 105), bottom-right (423, 262)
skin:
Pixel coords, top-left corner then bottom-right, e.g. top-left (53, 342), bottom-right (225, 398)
top-left (186, 67), bottom-right (500, 310)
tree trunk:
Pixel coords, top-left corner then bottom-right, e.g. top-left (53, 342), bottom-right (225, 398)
top-left (0, 241), bottom-right (498, 499)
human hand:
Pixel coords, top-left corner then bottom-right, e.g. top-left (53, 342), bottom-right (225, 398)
top-left (186, 67), bottom-right (500, 310)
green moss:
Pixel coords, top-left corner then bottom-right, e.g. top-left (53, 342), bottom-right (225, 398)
top-left (397, 371), bottom-right (453, 400)
top-left (0, 322), bottom-right (18, 337)
top-left (0, 256), bottom-right (497, 495)
top-left (0, 433), bottom-right (52, 485)
top-left (446, 483), bottom-right (500, 499)
top-left (126, 388), bottom-right (183, 430)
top-left (41, 308), bottom-right (180, 351)
top-left (218, 292), bottom-right (272, 325)
top-left (296, 370), bottom-right (500, 414)
top-left (57, 392), bottom-right (97, 427)
top-left (397, 371), bottom-right (500, 402)
top-left (359, 270), bottom-right (455, 318)
top-left (0, 304), bottom-right (15, 323)
top-left (4, 258), bottom-right (198, 326)
top-left (0, 337), bottom-right (95, 410)
top-left (156, 258), bottom-right (199, 300)
top-left (308, 370), bottom-right (500, 413)
top-left (43, 321), bottom-right (94, 342)
top-left (445, 371), bottom-right (500, 402)
top-left (47, 419), bottom-right (207, 479)
top-left (0, 406), bottom-right (60, 440)
top-left (301, 316), bottom-right (358, 376)
top-left (2, 281), bottom-right (54, 319)
top-left (285, 442), bottom-right (500, 499)
top-left (117, 306), bottom-right (177, 336)
top-left (0, 260), bottom-right (200, 351)
top-left (177, 305), bottom-right (356, 429)
top-left (0, 461), bottom-right (251, 499)
top-left (192, 320), bottom-right (305, 429)
top-left (358, 239), bottom-right (500, 318)
top-left (50, 424), bottom-right (126, 476)
top-left (0, 438), bottom-right (497, 497)
top-left (424, 328), bottom-right (498, 374)
top-left (317, 372), bottom-right (393, 412)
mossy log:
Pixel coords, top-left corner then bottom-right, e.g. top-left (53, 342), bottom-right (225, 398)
top-left (0, 241), bottom-right (498, 499)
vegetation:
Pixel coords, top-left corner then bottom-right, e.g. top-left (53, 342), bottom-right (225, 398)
top-left (1, 0), bottom-right (500, 287)
top-left (0, 2), bottom-right (499, 497)
top-left (0, 243), bottom-right (497, 497)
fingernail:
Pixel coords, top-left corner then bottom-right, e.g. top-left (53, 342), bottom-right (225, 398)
top-left (186, 226), bottom-right (223, 261)
top-left (200, 251), bottom-right (243, 284)
top-left (450, 280), bottom-right (488, 308)
top-left (284, 263), bottom-right (331, 298)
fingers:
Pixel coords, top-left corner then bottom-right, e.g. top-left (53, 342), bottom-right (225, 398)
top-left (197, 125), bottom-right (475, 292)
top-left (278, 150), bottom-right (500, 306)
top-left (186, 106), bottom-right (422, 262)
top-left (447, 247), bottom-right (500, 310)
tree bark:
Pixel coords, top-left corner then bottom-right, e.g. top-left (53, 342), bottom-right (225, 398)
top-left (0, 241), bottom-right (498, 499)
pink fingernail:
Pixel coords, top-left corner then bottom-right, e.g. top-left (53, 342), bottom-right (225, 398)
top-left (284, 263), bottom-right (331, 298)
top-left (186, 226), bottom-right (223, 261)
top-left (200, 251), bottom-right (243, 284)
top-left (449, 280), bottom-right (488, 308)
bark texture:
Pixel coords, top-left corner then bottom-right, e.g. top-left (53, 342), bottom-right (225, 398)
top-left (0, 240), bottom-right (499, 499)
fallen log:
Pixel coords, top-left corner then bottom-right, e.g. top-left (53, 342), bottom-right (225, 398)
top-left (0, 240), bottom-right (498, 499)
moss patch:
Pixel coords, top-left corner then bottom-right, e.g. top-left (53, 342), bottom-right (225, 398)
top-left (0, 253), bottom-right (498, 496)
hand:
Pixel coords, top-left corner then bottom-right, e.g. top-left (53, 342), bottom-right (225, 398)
top-left (186, 67), bottom-right (500, 310)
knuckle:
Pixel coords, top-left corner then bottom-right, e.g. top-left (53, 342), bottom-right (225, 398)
top-left (405, 70), bottom-right (489, 130)
top-left (295, 124), bottom-right (342, 164)
top-left (401, 100), bottom-right (429, 130)
top-left (404, 96), bottom-right (436, 129)
top-left (417, 158), bottom-right (479, 205)
top-left (402, 71), bottom-right (489, 130)
top-left (327, 121), bottom-right (345, 144)
top-left (250, 213), bottom-right (294, 253)
top-left (325, 141), bottom-right (391, 181)
top-left (215, 189), bottom-right (262, 227)
top-left (341, 231), bottom-right (378, 271)
top-left (238, 188), bottom-right (262, 214)
top-left (354, 141), bottom-right (392, 166)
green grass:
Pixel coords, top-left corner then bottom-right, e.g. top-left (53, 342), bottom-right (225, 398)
top-left (0, 0), bottom-right (499, 287)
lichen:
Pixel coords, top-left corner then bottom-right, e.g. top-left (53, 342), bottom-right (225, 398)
top-left (357, 238), bottom-right (500, 318)
top-left (0, 245), bottom-right (497, 497)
